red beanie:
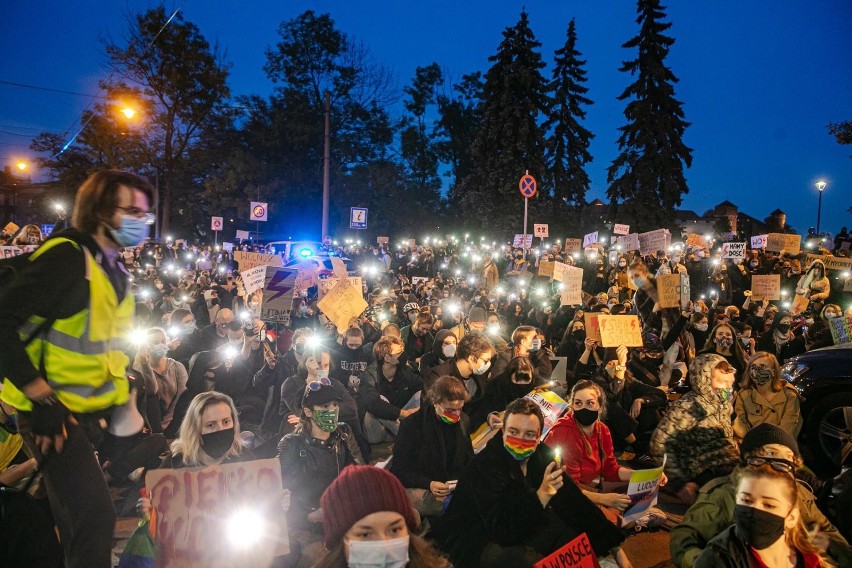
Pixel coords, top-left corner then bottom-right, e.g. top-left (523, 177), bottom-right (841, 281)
top-left (320, 465), bottom-right (418, 548)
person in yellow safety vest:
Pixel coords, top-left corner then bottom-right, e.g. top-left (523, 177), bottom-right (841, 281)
top-left (0, 170), bottom-right (155, 568)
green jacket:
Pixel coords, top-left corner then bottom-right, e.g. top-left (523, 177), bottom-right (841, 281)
top-left (670, 473), bottom-right (852, 568)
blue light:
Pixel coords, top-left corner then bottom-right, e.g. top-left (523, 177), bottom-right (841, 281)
top-left (299, 248), bottom-right (313, 258)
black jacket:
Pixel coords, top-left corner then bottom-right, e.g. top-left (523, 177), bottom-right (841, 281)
top-left (358, 362), bottom-right (423, 421)
top-left (490, 345), bottom-right (553, 385)
top-left (423, 359), bottom-right (486, 416)
top-left (469, 374), bottom-right (543, 431)
top-left (696, 525), bottom-right (778, 568)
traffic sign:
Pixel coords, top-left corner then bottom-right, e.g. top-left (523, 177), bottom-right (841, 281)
top-left (519, 174), bottom-right (537, 198)
top-left (250, 202), bottom-right (268, 222)
top-left (40, 224), bottom-right (55, 237)
top-left (211, 216), bottom-right (223, 231)
top-left (533, 224), bottom-right (548, 238)
top-left (350, 207), bottom-right (368, 230)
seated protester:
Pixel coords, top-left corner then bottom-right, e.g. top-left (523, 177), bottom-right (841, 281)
top-left (447, 306), bottom-right (489, 343)
top-left (278, 379), bottom-right (363, 564)
top-left (253, 327), bottom-right (313, 437)
top-left (330, 326), bottom-right (370, 398)
top-left (206, 339), bottom-right (264, 426)
top-left (359, 336), bottom-right (423, 444)
top-left (399, 310), bottom-right (436, 371)
top-left (197, 307), bottom-right (238, 351)
top-left (166, 308), bottom-right (203, 369)
top-left (650, 354), bottom-right (740, 506)
top-left (418, 329), bottom-right (457, 377)
top-left (390, 376), bottom-right (474, 518)
top-left (545, 380), bottom-right (667, 527)
top-left (574, 336), bottom-right (607, 383)
top-left (733, 352), bottom-right (802, 439)
top-left (698, 322), bottom-right (747, 377)
top-left (556, 319), bottom-right (587, 376)
top-left (316, 465), bottom-right (451, 568)
top-left (423, 332), bottom-right (495, 416)
top-left (687, 312), bottom-right (710, 357)
top-left (471, 356), bottom-right (541, 431)
top-left (671, 423), bottom-right (851, 568)
top-left (430, 399), bottom-right (631, 568)
top-left (490, 325), bottom-right (553, 384)
top-left (695, 462), bottom-right (833, 568)
top-left (591, 346), bottom-right (667, 453)
top-left (132, 327), bottom-right (188, 432)
top-left (756, 311), bottom-right (806, 364)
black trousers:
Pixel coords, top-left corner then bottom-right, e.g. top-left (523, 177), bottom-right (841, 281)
top-left (18, 412), bottom-right (115, 568)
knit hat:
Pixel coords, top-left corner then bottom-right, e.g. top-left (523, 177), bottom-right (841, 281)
top-left (740, 423), bottom-right (800, 458)
top-left (320, 465), bottom-right (418, 548)
top-left (468, 306), bottom-right (487, 323)
top-left (403, 302), bottom-right (420, 314)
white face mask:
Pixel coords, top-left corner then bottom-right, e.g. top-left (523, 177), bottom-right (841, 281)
top-left (347, 535), bottom-right (410, 568)
top-left (315, 369), bottom-right (329, 379)
top-left (442, 343), bottom-right (457, 358)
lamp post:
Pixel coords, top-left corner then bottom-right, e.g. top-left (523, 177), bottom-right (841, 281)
top-left (815, 180), bottom-right (827, 235)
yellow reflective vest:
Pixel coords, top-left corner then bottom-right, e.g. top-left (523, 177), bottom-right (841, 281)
top-left (1, 238), bottom-right (133, 413)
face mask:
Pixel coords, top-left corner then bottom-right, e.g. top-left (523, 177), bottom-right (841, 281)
top-left (619, 262), bottom-right (627, 268)
top-left (740, 337), bottom-right (750, 346)
top-left (694, 323), bottom-right (708, 332)
top-left (734, 504), bottom-right (786, 550)
top-left (718, 388), bottom-right (733, 403)
top-left (201, 427), bottom-right (234, 459)
top-left (108, 214), bottom-right (150, 248)
top-left (150, 343), bottom-right (169, 359)
top-left (776, 324), bottom-right (791, 334)
top-left (750, 366), bottom-right (774, 386)
top-left (442, 343), bottom-right (456, 358)
top-left (574, 408), bottom-right (599, 427)
top-left (294, 343), bottom-right (306, 355)
top-left (715, 337), bottom-right (734, 350)
top-left (572, 329), bottom-right (586, 342)
top-left (347, 535), bottom-right (410, 568)
top-left (825, 311), bottom-right (839, 319)
top-left (299, 305), bottom-right (308, 315)
top-left (473, 359), bottom-right (491, 375)
top-left (182, 322), bottom-right (196, 334)
top-left (530, 338), bottom-right (541, 351)
top-left (311, 408), bottom-right (339, 432)
top-left (315, 369), bottom-right (329, 379)
top-left (504, 434), bottom-right (537, 461)
top-left (437, 406), bottom-right (461, 425)
top-left (631, 276), bottom-right (647, 288)
top-left (672, 256), bottom-right (681, 264)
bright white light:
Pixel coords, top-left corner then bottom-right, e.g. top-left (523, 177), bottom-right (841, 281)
top-left (223, 346), bottom-right (238, 360)
top-left (496, 286), bottom-right (505, 294)
top-left (166, 235), bottom-right (173, 242)
top-left (842, 271), bottom-right (851, 278)
top-left (168, 326), bottom-right (181, 337)
top-left (129, 329), bottom-right (148, 345)
top-left (467, 276), bottom-right (475, 284)
top-left (305, 336), bottom-right (320, 348)
top-left (240, 311), bottom-right (252, 321)
top-left (519, 280), bottom-right (526, 287)
top-left (455, 269), bottom-right (461, 276)
top-left (227, 508), bottom-right (265, 549)
top-left (535, 287), bottom-right (544, 296)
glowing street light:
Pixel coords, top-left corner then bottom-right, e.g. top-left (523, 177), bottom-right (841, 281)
top-left (815, 180), bottom-right (827, 235)
top-left (15, 161), bottom-right (28, 172)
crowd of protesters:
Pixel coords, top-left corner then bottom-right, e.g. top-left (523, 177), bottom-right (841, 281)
top-left (1, 169), bottom-right (852, 567)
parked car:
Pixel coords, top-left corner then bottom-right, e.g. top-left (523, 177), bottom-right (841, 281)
top-left (283, 256), bottom-right (355, 278)
top-left (782, 344), bottom-right (852, 475)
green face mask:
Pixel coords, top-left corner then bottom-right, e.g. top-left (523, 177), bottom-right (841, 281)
top-left (312, 408), bottom-right (339, 432)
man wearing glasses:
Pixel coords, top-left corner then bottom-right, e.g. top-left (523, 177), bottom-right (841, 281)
top-left (0, 170), bottom-right (155, 567)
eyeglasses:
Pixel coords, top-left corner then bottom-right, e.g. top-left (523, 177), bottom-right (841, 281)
top-left (744, 456), bottom-right (795, 474)
top-left (304, 377), bottom-right (331, 395)
top-left (116, 206), bottom-right (157, 225)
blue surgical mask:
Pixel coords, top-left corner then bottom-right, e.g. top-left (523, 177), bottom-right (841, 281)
top-left (150, 343), bottom-right (169, 359)
top-left (108, 215), bottom-right (150, 248)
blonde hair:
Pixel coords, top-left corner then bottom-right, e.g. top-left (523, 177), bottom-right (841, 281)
top-left (740, 351), bottom-right (783, 391)
top-left (170, 391), bottom-right (245, 466)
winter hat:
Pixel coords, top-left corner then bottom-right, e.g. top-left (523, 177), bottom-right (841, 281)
top-left (740, 423), bottom-right (800, 458)
top-left (468, 306), bottom-right (487, 323)
top-left (320, 465), bottom-right (418, 548)
top-left (403, 302), bottom-right (420, 314)
top-left (301, 380), bottom-right (342, 409)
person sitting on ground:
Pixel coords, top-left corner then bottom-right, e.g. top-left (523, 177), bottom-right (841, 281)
top-left (733, 352), bottom-right (802, 440)
top-left (698, 322), bottom-right (747, 377)
top-left (132, 327), bottom-right (188, 432)
top-left (470, 355), bottom-right (541, 431)
top-left (400, 311), bottom-right (436, 371)
top-left (490, 325), bottom-right (553, 384)
top-left (390, 376), bottom-right (474, 518)
top-left (671, 423), bottom-right (851, 567)
top-left (418, 329), bottom-right (458, 377)
top-left (422, 332), bottom-right (495, 415)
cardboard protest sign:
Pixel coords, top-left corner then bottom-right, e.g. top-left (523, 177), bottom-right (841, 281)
top-left (750, 274), bottom-right (781, 301)
top-left (471, 412), bottom-right (505, 454)
top-left (235, 229), bottom-right (250, 240)
top-left (552, 261), bottom-right (571, 283)
top-left (316, 278), bottom-right (368, 333)
top-left (318, 277), bottom-right (363, 298)
top-left (657, 273), bottom-right (690, 309)
top-left (765, 233), bottom-right (801, 254)
top-left (294, 262), bottom-right (320, 294)
top-left (534, 533), bottom-right (600, 568)
top-left (638, 229), bottom-right (670, 256)
top-left (0, 246), bottom-right (24, 259)
top-left (2, 222), bottom-right (20, 235)
top-left (259, 267), bottom-right (297, 323)
top-left (805, 253), bottom-right (852, 272)
top-left (613, 224), bottom-right (630, 236)
top-left (828, 316), bottom-right (852, 345)
top-left (615, 233), bottom-right (640, 252)
top-left (721, 242), bottom-right (746, 259)
top-left (524, 390), bottom-right (569, 439)
top-left (622, 458), bottom-right (666, 525)
top-left (240, 265), bottom-right (268, 296)
top-left (685, 233), bottom-right (705, 248)
top-left (538, 260), bottom-right (555, 278)
top-left (751, 235), bottom-right (768, 249)
top-left (790, 294), bottom-right (809, 316)
top-left (513, 234), bottom-right (533, 248)
top-left (564, 238), bottom-right (582, 254)
top-left (233, 251), bottom-right (283, 272)
top-left (597, 315), bottom-right (643, 348)
top-left (560, 266), bottom-right (583, 306)
top-left (583, 231), bottom-right (599, 247)
top-left (584, 313), bottom-right (602, 343)
top-left (376, 236), bottom-right (389, 244)
top-left (145, 458), bottom-right (288, 567)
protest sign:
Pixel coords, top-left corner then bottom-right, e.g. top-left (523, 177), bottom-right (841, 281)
top-left (597, 315), bottom-right (643, 348)
top-left (524, 390), bottom-right (569, 439)
top-left (685, 233), bottom-right (705, 248)
top-left (0, 246), bottom-right (24, 259)
top-left (235, 229), bottom-right (250, 240)
top-left (751, 234), bottom-right (768, 249)
top-left (584, 313), bottom-right (601, 343)
top-left (622, 458), bottom-right (666, 525)
top-left (376, 236), bottom-right (389, 244)
top-left (534, 224), bottom-right (549, 238)
top-left (317, 277), bottom-right (368, 333)
top-left (222, 242), bottom-right (233, 252)
top-left (513, 234), bottom-right (533, 248)
top-left (2, 222), bottom-right (20, 235)
top-left (330, 257), bottom-right (348, 279)
top-left (790, 294), bottom-right (809, 316)
top-left (564, 238), bottom-right (582, 254)
top-left (613, 224), bottom-right (630, 236)
top-left (146, 458), bottom-right (288, 567)
top-left (318, 276), bottom-right (363, 298)
top-left (638, 229), bottom-right (670, 256)
top-left (293, 262), bottom-right (320, 294)
top-left (240, 265), bottom-right (268, 296)
top-left (560, 266), bottom-right (583, 306)
top-left (750, 274), bottom-right (781, 301)
top-left (657, 273), bottom-right (690, 309)
top-left (538, 260), bottom-right (555, 278)
top-left (411, 276), bottom-right (428, 286)
top-left (765, 233), bottom-right (801, 254)
top-left (534, 533), bottom-right (600, 568)
top-left (233, 250), bottom-right (283, 272)
top-left (721, 242), bottom-right (746, 259)
top-left (828, 316), bottom-right (852, 345)
top-left (470, 412), bottom-right (505, 454)
top-left (615, 233), bottom-right (640, 252)
top-left (552, 261), bottom-right (571, 283)
top-left (583, 231), bottom-right (599, 247)
top-left (805, 254), bottom-right (852, 272)
top-left (259, 267), bottom-right (297, 323)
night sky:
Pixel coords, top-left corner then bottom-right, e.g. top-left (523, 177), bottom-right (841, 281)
top-left (2, 1), bottom-right (850, 235)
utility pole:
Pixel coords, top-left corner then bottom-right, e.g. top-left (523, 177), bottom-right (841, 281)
top-left (321, 91), bottom-right (331, 242)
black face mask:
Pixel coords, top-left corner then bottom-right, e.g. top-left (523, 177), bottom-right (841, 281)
top-left (574, 408), bottom-right (599, 427)
top-left (573, 330), bottom-right (587, 342)
top-left (734, 504), bottom-right (786, 550)
top-left (776, 324), bottom-right (791, 334)
top-left (201, 427), bottom-right (235, 459)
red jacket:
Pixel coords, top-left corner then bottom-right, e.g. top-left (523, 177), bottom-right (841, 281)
top-left (544, 413), bottom-right (621, 486)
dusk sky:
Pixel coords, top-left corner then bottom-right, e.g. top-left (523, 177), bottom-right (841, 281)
top-left (2, 1), bottom-right (850, 235)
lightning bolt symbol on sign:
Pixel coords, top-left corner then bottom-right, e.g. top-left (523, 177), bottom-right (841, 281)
top-left (266, 271), bottom-right (294, 302)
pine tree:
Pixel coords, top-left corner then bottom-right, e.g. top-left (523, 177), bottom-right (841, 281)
top-left (607, 0), bottom-right (692, 230)
top-left (545, 18), bottom-right (594, 223)
top-left (458, 10), bottom-right (549, 234)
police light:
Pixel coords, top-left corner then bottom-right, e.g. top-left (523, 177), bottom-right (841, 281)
top-left (299, 248), bottom-right (313, 258)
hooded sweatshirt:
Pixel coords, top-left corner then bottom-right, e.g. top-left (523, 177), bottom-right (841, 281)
top-left (796, 259), bottom-right (830, 302)
top-left (649, 353), bottom-right (739, 491)
top-left (418, 329), bottom-right (456, 376)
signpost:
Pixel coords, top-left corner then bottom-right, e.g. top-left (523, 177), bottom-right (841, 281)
top-left (211, 216), bottom-right (223, 245)
top-left (519, 172), bottom-right (537, 260)
top-left (350, 207), bottom-right (368, 230)
top-left (250, 201), bottom-right (267, 241)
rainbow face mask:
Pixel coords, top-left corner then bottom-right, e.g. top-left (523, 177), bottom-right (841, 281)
top-left (437, 406), bottom-right (461, 425)
top-left (504, 434), bottom-right (537, 461)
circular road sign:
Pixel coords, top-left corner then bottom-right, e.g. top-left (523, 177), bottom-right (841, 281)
top-left (519, 174), bottom-right (537, 198)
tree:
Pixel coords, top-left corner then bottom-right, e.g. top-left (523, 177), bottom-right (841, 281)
top-left (607, 0), bottom-right (692, 230)
top-left (544, 18), bottom-right (594, 227)
top-left (458, 10), bottom-right (550, 234)
top-left (827, 120), bottom-right (852, 145)
top-left (400, 63), bottom-right (443, 206)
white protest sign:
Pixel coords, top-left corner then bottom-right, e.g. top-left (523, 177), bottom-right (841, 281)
top-left (751, 235), bottom-right (768, 249)
top-left (613, 223), bottom-right (630, 236)
top-left (240, 265), bottom-right (268, 296)
top-left (0, 246), bottom-right (24, 259)
top-left (222, 242), bottom-right (233, 252)
top-left (533, 224), bottom-right (549, 238)
top-left (233, 250), bottom-right (283, 272)
top-left (235, 229), bottom-right (250, 240)
top-left (523, 390), bottom-right (568, 439)
top-left (638, 229), bottom-right (671, 256)
top-left (583, 231), bottom-right (599, 247)
top-left (615, 233), bottom-right (640, 252)
top-left (260, 267), bottom-right (297, 322)
top-left (513, 234), bottom-right (533, 248)
top-left (721, 242), bottom-right (746, 259)
top-left (805, 253), bottom-right (852, 272)
top-left (560, 266), bottom-right (583, 306)
top-left (319, 277), bottom-right (363, 298)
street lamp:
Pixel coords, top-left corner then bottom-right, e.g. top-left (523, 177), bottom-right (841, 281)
top-left (15, 161), bottom-right (27, 172)
top-left (815, 180), bottom-right (827, 235)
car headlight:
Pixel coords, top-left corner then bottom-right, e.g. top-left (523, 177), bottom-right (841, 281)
top-left (781, 361), bottom-right (809, 383)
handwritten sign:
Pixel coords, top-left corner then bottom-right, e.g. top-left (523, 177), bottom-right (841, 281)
top-left (560, 266), bottom-right (583, 306)
top-left (534, 533), bottom-right (600, 568)
top-left (293, 261), bottom-right (320, 294)
top-left (751, 235), bottom-right (768, 249)
top-left (260, 267), bottom-right (297, 323)
top-left (751, 274), bottom-right (781, 301)
top-left (552, 261), bottom-right (572, 283)
top-left (765, 233), bottom-right (801, 254)
top-left (524, 390), bottom-right (569, 439)
top-left (686, 233), bottom-right (705, 248)
top-left (623, 458), bottom-right (666, 525)
top-left (584, 313), bottom-right (602, 343)
top-left (538, 260), bottom-right (555, 278)
top-left (316, 277), bottom-right (368, 333)
top-left (240, 265), bottom-right (268, 296)
top-left (805, 254), bottom-right (852, 272)
top-left (613, 224), bottom-right (630, 236)
top-left (638, 229), bottom-right (671, 256)
top-left (534, 224), bottom-right (549, 238)
top-left (828, 316), bottom-right (852, 345)
top-left (721, 242), bottom-right (746, 259)
top-left (376, 236), bottom-right (389, 244)
top-left (657, 273), bottom-right (690, 309)
top-left (513, 234), bottom-right (533, 248)
top-left (0, 246), bottom-right (24, 259)
top-left (235, 229), bottom-right (250, 241)
top-left (597, 315), bottom-right (643, 348)
top-left (233, 251), bottom-right (283, 272)
top-left (615, 233), bottom-right (640, 252)
top-left (583, 231), bottom-right (599, 247)
top-left (146, 458), bottom-right (288, 567)
top-left (318, 277), bottom-right (363, 298)
top-left (790, 294), bottom-right (809, 316)
top-left (564, 238), bottom-right (582, 254)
